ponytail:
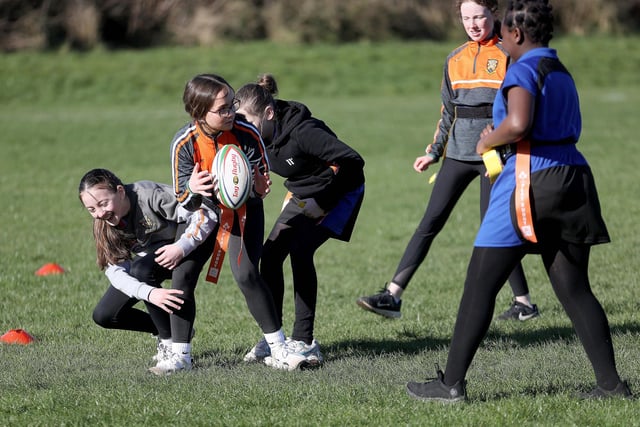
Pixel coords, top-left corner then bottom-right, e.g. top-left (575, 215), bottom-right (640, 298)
top-left (235, 73), bottom-right (278, 117)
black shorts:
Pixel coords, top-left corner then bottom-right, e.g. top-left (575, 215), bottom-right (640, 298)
top-left (512, 165), bottom-right (610, 246)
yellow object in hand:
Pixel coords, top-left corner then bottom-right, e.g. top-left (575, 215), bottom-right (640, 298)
top-left (482, 149), bottom-right (503, 184)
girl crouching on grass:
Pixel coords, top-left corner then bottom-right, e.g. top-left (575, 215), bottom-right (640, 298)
top-left (79, 168), bottom-right (216, 374)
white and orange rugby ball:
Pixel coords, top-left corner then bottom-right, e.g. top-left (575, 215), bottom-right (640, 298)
top-left (212, 144), bottom-right (252, 210)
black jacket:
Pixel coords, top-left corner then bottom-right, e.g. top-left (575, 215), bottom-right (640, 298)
top-left (267, 99), bottom-right (365, 211)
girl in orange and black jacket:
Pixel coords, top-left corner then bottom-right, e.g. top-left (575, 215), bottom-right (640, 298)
top-left (169, 73), bottom-right (308, 372)
top-left (357, 0), bottom-right (539, 322)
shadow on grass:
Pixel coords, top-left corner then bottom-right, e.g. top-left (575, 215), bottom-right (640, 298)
top-left (485, 320), bottom-right (640, 347)
top-left (325, 320), bottom-right (640, 361)
top-left (470, 383), bottom-right (572, 402)
top-left (194, 349), bottom-right (244, 370)
top-left (324, 335), bottom-right (450, 359)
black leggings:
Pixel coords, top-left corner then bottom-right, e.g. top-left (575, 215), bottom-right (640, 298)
top-left (261, 217), bottom-right (330, 344)
top-left (92, 249), bottom-right (172, 338)
top-left (93, 230), bottom-right (216, 343)
top-left (443, 244), bottom-right (622, 390)
top-left (392, 157), bottom-right (529, 296)
top-left (169, 229), bottom-right (216, 343)
top-left (93, 199), bottom-right (282, 341)
top-left (226, 198), bottom-right (282, 334)
top-left (169, 199), bottom-right (283, 341)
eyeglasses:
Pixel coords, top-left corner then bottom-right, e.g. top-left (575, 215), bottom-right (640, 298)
top-left (209, 98), bottom-right (240, 118)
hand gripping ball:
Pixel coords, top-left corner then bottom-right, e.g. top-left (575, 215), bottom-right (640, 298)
top-left (212, 144), bottom-right (252, 210)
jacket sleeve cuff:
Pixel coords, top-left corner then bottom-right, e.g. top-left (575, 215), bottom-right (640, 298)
top-left (136, 284), bottom-right (156, 302)
top-left (175, 237), bottom-right (196, 257)
top-left (426, 152), bottom-right (439, 163)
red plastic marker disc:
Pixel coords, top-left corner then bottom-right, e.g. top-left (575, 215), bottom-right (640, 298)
top-left (35, 263), bottom-right (65, 276)
top-left (1, 329), bottom-right (35, 345)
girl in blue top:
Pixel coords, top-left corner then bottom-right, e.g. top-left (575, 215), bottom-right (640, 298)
top-left (406, 0), bottom-right (631, 402)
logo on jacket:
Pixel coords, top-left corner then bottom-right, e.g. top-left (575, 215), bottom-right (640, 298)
top-left (285, 158), bottom-right (295, 166)
top-left (140, 215), bottom-right (154, 230)
top-left (486, 59), bottom-right (498, 74)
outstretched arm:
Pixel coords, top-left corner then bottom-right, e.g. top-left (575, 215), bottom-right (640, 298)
top-left (105, 263), bottom-right (184, 313)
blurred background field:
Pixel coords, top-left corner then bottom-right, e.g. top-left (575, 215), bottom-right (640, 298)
top-left (2, 0), bottom-right (639, 51)
top-left (1, 35), bottom-right (639, 426)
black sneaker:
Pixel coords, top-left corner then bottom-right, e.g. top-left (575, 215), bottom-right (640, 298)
top-left (497, 299), bottom-right (539, 321)
top-left (578, 381), bottom-right (633, 400)
top-left (356, 289), bottom-right (401, 319)
top-left (406, 365), bottom-right (466, 403)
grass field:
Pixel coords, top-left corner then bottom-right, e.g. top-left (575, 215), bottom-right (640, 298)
top-left (1, 37), bottom-right (639, 426)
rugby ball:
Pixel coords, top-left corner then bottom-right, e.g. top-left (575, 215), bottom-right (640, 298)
top-left (212, 144), bottom-right (252, 210)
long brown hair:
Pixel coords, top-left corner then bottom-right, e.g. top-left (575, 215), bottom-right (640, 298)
top-left (78, 169), bottom-right (133, 270)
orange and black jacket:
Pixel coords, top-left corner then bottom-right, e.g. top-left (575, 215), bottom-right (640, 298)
top-left (428, 35), bottom-right (508, 162)
top-left (170, 119), bottom-right (269, 212)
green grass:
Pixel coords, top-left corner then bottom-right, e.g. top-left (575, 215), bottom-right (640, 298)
top-left (1, 37), bottom-right (639, 426)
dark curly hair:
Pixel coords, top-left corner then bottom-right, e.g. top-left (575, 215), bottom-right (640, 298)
top-left (503, 0), bottom-right (554, 45)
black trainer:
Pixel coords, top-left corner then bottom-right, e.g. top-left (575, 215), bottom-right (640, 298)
top-left (406, 365), bottom-right (466, 403)
top-left (497, 299), bottom-right (539, 321)
top-left (356, 289), bottom-right (401, 319)
top-left (578, 381), bottom-right (633, 399)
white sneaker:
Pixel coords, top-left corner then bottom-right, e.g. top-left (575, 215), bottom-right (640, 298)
top-left (148, 353), bottom-right (192, 376)
top-left (286, 338), bottom-right (324, 366)
top-left (152, 328), bottom-right (195, 362)
top-left (243, 337), bottom-right (271, 363)
top-left (263, 341), bottom-right (308, 371)
top-left (152, 338), bottom-right (172, 363)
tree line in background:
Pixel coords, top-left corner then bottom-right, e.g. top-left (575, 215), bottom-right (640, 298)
top-left (2, 0), bottom-right (639, 51)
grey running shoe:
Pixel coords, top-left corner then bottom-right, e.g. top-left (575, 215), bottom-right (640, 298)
top-left (406, 365), bottom-right (466, 403)
top-left (497, 299), bottom-right (539, 321)
top-left (356, 289), bottom-right (401, 319)
top-left (286, 338), bottom-right (324, 367)
top-left (243, 337), bottom-right (271, 363)
top-left (578, 381), bottom-right (633, 399)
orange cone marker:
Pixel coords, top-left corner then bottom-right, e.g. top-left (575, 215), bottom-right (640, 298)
top-left (35, 263), bottom-right (65, 276)
top-left (1, 329), bottom-right (35, 345)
